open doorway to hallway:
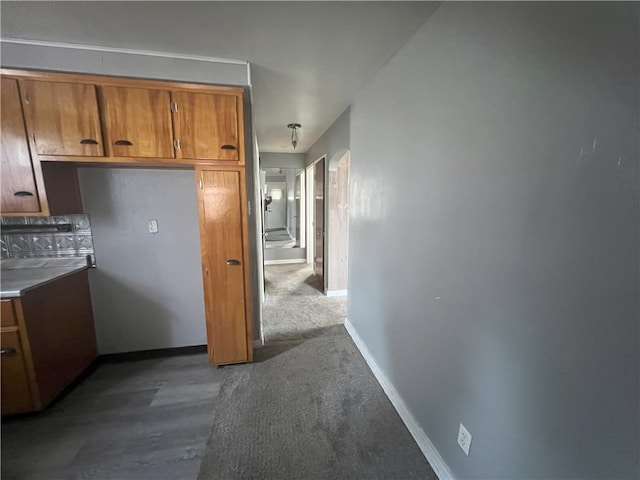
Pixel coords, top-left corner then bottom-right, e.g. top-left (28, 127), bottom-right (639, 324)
top-left (260, 153), bottom-right (346, 343)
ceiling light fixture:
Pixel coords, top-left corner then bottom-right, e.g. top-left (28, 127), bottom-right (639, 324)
top-left (287, 123), bottom-right (301, 149)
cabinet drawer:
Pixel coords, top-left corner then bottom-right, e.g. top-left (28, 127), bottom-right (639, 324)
top-left (1, 300), bottom-right (16, 327)
top-left (1, 330), bottom-right (35, 415)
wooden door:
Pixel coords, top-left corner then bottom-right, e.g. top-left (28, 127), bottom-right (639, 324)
top-left (314, 159), bottom-right (325, 286)
top-left (175, 91), bottom-right (240, 161)
top-left (101, 86), bottom-right (173, 158)
top-left (1, 330), bottom-right (35, 415)
top-left (199, 170), bottom-right (249, 365)
top-left (1, 78), bottom-right (41, 213)
top-left (21, 80), bottom-right (104, 156)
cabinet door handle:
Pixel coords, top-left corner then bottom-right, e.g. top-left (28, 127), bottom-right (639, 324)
top-left (0, 347), bottom-right (16, 356)
top-left (221, 144), bottom-right (237, 150)
top-left (80, 139), bottom-right (99, 145)
top-left (226, 259), bottom-right (241, 266)
top-left (14, 191), bottom-right (34, 197)
top-left (115, 140), bottom-right (133, 146)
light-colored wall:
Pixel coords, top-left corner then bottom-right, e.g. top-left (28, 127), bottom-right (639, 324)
top-left (348, 2), bottom-right (638, 478)
top-left (78, 169), bottom-right (206, 354)
top-left (244, 99), bottom-right (263, 342)
top-left (0, 39), bottom-right (248, 86)
top-left (305, 108), bottom-right (350, 168)
top-left (260, 152), bottom-right (305, 169)
top-left (304, 108), bottom-right (351, 292)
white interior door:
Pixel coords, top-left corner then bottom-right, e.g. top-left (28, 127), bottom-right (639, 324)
top-left (265, 182), bottom-right (287, 230)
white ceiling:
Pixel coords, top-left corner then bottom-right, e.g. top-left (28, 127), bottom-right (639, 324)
top-left (1, 1), bottom-right (438, 153)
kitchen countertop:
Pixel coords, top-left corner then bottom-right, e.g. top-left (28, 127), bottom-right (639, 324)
top-left (1, 258), bottom-right (92, 299)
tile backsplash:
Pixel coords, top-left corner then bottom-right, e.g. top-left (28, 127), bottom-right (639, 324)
top-left (1, 214), bottom-right (96, 265)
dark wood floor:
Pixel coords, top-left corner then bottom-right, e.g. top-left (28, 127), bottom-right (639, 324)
top-left (2, 353), bottom-right (222, 480)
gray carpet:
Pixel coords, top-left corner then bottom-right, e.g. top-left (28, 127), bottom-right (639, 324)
top-left (197, 325), bottom-right (437, 480)
top-left (263, 264), bottom-right (347, 343)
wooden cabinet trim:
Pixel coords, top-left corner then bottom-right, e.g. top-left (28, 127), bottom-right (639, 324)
top-left (38, 156), bottom-right (244, 167)
top-left (1, 69), bottom-right (244, 96)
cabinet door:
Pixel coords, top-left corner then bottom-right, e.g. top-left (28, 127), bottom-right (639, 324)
top-left (176, 92), bottom-right (240, 161)
top-left (1, 78), bottom-right (41, 213)
top-left (1, 300), bottom-right (17, 327)
top-left (101, 86), bottom-right (173, 158)
top-left (21, 80), bottom-right (104, 156)
top-left (200, 170), bottom-right (249, 364)
top-left (1, 330), bottom-right (35, 415)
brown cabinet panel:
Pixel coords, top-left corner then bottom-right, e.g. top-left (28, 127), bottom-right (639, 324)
top-left (101, 86), bottom-right (173, 158)
top-left (1, 271), bottom-right (96, 415)
top-left (175, 92), bottom-right (240, 161)
top-left (1, 330), bottom-right (36, 415)
top-left (20, 270), bottom-right (97, 407)
top-left (21, 80), bottom-right (104, 156)
top-left (1, 78), bottom-right (41, 213)
top-left (200, 170), bottom-right (248, 364)
top-left (1, 301), bottom-right (17, 327)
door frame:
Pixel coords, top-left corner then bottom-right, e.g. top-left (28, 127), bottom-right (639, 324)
top-left (305, 162), bottom-right (315, 265)
top-left (307, 155), bottom-right (327, 292)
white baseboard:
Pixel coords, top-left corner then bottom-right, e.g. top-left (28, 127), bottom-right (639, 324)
top-left (325, 289), bottom-right (348, 297)
top-left (264, 259), bottom-right (306, 265)
top-left (344, 318), bottom-right (455, 480)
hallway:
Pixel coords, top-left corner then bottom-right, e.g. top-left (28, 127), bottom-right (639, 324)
top-left (262, 264), bottom-right (347, 343)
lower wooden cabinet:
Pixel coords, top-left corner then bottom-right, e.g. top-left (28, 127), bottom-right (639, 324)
top-left (1, 329), bottom-right (36, 414)
top-left (1, 270), bottom-right (97, 415)
top-left (197, 167), bottom-right (253, 365)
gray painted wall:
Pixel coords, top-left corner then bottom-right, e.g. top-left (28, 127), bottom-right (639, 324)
top-left (78, 169), bottom-right (206, 354)
top-left (305, 107), bottom-right (350, 168)
top-left (0, 40), bottom-right (248, 86)
top-left (261, 152), bottom-right (305, 169)
top-left (245, 99), bottom-right (263, 342)
top-left (304, 108), bottom-right (351, 291)
top-left (348, 2), bottom-right (638, 478)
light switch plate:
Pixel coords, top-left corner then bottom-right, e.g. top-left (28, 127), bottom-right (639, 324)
top-left (148, 219), bottom-right (159, 234)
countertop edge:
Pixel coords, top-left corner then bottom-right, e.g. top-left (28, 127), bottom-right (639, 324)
top-left (0, 265), bottom-right (90, 299)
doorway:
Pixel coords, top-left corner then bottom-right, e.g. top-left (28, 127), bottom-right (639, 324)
top-left (262, 168), bottom-right (305, 253)
top-left (259, 154), bottom-right (347, 344)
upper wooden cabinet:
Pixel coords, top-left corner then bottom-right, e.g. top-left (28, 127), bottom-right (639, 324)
top-left (101, 86), bottom-right (174, 158)
top-left (175, 91), bottom-right (240, 161)
top-left (21, 80), bottom-right (104, 157)
top-left (1, 78), bottom-right (43, 214)
top-left (1, 69), bottom-right (245, 165)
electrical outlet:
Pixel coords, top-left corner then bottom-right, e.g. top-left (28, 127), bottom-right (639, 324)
top-left (457, 423), bottom-right (472, 456)
top-left (148, 219), bottom-right (159, 234)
